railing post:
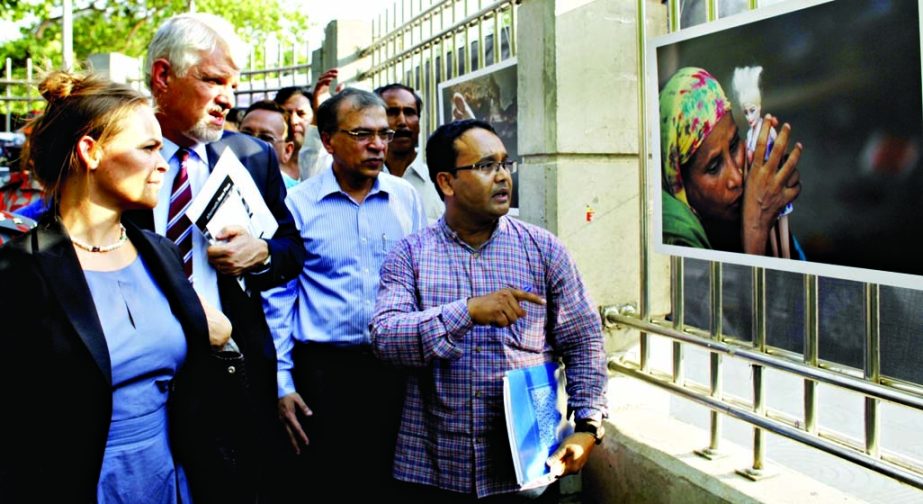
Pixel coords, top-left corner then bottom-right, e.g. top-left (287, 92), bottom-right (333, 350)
top-left (865, 283), bottom-right (880, 458)
top-left (804, 274), bottom-right (819, 435)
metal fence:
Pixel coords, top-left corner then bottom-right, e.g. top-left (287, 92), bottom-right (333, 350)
top-left (605, 0), bottom-right (923, 493)
top-left (0, 58), bottom-right (43, 133)
top-left (236, 39), bottom-right (316, 108)
top-left (365, 0), bottom-right (519, 136)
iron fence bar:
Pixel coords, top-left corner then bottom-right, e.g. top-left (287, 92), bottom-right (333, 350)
top-left (705, 261), bottom-right (723, 455)
top-left (5, 58), bottom-right (11, 131)
top-left (508, 2), bottom-right (516, 56)
top-left (493, 7), bottom-right (501, 65)
top-left (669, 0), bottom-right (680, 31)
top-left (750, 267), bottom-right (767, 473)
top-left (671, 256), bottom-right (684, 384)
top-left (609, 360), bottom-right (923, 490)
top-left (0, 96), bottom-right (43, 103)
top-left (603, 313), bottom-right (923, 411)
top-left (638, 0), bottom-right (651, 376)
top-left (362, 0), bottom-right (516, 78)
top-left (26, 58), bottom-right (34, 112)
top-left (804, 274), bottom-right (819, 434)
top-left (0, 78), bottom-right (36, 86)
top-left (463, 0), bottom-right (471, 75)
top-left (241, 62), bottom-right (313, 77)
top-left (477, 5), bottom-right (485, 70)
top-left (865, 283), bottom-right (881, 458)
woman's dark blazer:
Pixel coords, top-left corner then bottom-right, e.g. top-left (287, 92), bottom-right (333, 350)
top-left (0, 218), bottom-right (212, 503)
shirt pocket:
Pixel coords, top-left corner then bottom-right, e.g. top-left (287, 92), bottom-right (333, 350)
top-left (506, 299), bottom-right (548, 353)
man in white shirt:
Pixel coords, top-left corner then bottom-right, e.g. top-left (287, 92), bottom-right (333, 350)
top-left (375, 83), bottom-right (445, 223)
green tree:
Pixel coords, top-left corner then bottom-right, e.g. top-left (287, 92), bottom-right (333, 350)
top-left (0, 0), bottom-right (310, 115)
top-left (1, 0), bottom-right (310, 67)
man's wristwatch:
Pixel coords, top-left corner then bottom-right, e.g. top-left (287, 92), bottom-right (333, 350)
top-left (574, 418), bottom-right (605, 445)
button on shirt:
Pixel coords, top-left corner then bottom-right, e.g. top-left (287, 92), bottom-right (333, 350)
top-left (370, 216), bottom-right (608, 497)
top-left (153, 139), bottom-right (222, 311)
top-left (262, 166), bottom-right (426, 397)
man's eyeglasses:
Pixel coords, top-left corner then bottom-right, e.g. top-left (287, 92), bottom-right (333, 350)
top-left (258, 135), bottom-right (288, 144)
top-left (338, 129), bottom-right (395, 143)
top-left (450, 159), bottom-right (518, 175)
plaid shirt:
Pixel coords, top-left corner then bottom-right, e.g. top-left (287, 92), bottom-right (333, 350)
top-left (370, 216), bottom-right (607, 497)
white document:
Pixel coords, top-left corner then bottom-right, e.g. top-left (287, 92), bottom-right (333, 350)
top-left (185, 148), bottom-right (279, 244)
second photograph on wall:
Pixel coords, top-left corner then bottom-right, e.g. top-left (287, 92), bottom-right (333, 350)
top-left (438, 58), bottom-right (519, 213)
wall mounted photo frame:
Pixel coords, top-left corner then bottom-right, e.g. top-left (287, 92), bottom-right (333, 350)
top-left (438, 57), bottom-right (519, 213)
top-left (647, 0), bottom-right (923, 289)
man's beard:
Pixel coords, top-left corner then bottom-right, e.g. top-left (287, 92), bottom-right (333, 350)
top-left (188, 115), bottom-right (224, 143)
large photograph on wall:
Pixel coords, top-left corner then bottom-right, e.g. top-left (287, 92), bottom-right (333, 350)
top-left (648, 0), bottom-right (923, 289)
top-left (438, 58), bottom-right (519, 212)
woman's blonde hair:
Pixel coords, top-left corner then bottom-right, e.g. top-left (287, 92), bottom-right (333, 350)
top-left (23, 71), bottom-right (148, 208)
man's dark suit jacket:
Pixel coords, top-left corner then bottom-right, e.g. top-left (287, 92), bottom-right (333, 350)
top-left (125, 131), bottom-right (305, 501)
top-left (0, 219), bottom-right (213, 503)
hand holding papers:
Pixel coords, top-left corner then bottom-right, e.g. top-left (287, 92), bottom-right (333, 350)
top-left (186, 149), bottom-right (278, 245)
top-left (185, 149), bottom-right (278, 289)
top-left (503, 361), bottom-right (573, 489)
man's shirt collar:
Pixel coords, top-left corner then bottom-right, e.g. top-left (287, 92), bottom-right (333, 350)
top-left (162, 137), bottom-right (208, 165)
top-left (437, 214), bottom-right (509, 252)
top-left (383, 150), bottom-right (431, 183)
top-left (316, 163), bottom-right (393, 204)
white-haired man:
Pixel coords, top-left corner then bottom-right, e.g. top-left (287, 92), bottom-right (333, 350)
top-left (127, 13), bottom-right (304, 504)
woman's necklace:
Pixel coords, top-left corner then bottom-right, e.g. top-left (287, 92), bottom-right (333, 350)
top-left (71, 224), bottom-right (128, 253)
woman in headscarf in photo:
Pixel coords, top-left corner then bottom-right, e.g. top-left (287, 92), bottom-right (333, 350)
top-left (660, 66), bottom-right (804, 257)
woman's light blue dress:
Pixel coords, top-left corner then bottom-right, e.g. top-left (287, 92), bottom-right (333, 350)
top-left (83, 256), bottom-right (192, 504)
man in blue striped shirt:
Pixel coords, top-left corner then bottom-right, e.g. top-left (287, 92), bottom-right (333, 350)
top-left (262, 88), bottom-right (426, 501)
top-left (371, 119), bottom-right (608, 501)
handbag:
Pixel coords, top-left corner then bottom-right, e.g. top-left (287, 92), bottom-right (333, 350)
top-left (204, 349), bottom-right (253, 476)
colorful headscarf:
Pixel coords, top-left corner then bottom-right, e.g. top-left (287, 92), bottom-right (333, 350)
top-left (660, 67), bottom-right (731, 206)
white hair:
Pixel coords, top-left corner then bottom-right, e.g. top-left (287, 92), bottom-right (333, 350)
top-left (144, 13), bottom-right (248, 89)
top-left (732, 66), bottom-right (763, 107)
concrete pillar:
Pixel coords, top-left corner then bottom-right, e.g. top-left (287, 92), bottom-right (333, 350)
top-left (87, 53), bottom-right (141, 85)
top-left (517, 0), bottom-right (670, 353)
top-left (322, 19), bottom-right (373, 89)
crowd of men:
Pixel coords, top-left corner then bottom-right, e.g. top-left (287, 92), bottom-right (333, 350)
top-left (2, 12), bottom-right (609, 504)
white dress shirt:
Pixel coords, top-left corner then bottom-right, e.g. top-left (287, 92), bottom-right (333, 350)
top-left (154, 138), bottom-right (223, 311)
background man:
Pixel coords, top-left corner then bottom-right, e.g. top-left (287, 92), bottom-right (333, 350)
top-left (273, 86), bottom-right (312, 183)
top-left (371, 119), bottom-right (608, 501)
top-left (297, 68), bottom-right (339, 179)
top-left (374, 83), bottom-right (445, 223)
top-left (239, 100), bottom-right (298, 188)
top-left (263, 88), bottom-right (426, 501)
top-left (134, 13), bottom-right (305, 503)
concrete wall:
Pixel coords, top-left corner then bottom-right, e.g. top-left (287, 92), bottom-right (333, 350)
top-left (514, 1), bottom-right (862, 502)
top-left (517, 0), bottom-right (670, 355)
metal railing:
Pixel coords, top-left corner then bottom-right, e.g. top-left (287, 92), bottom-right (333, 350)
top-left (606, 0), bottom-right (923, 492)
top-left (237, 39), bottom-right (316, 107)
top-left (1, 58), bottom-right (43, 132)
top-left (365, 0), bottom-right (519, 137)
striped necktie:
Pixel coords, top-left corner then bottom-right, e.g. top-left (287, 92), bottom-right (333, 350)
top-left (167, 148), bottom-right (194, 282)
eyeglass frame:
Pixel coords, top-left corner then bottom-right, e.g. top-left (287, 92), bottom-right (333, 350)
top-left (337, 128), bottom-right (396, 143)
top-left (245, 132), bottom-right (291, 145)
top-left (447, 159), bottom-right (518, 175)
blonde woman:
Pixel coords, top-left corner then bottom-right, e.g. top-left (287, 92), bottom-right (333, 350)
top-left (0, 71), bottom-right (229, 502)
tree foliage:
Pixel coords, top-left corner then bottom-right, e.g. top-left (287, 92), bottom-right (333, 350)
top-left (0, 0), bottom-right (311, 69)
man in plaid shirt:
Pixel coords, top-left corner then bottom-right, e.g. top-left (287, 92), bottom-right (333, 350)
top-left (371, 119), bottom-right (608, 501)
